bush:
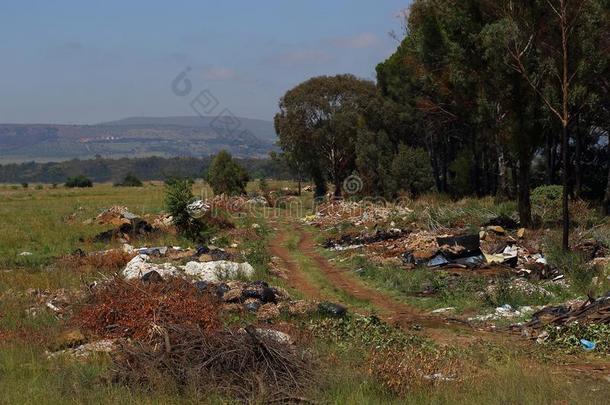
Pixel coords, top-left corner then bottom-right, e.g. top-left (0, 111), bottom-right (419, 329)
top-left (259, 178), bottom-right (269, 193)
top-left (115, 172), bottom-right (143, 187)
top-left (531, 185), bottom-right (563, 224)
top-left (21, 182), bottom-right (28, 189)
top-left (207, 150), bottom-right (250, 196)
top-left (164, 178), bottom-right (207, 241)
top-left (65, 175), bottom-right (93, 188)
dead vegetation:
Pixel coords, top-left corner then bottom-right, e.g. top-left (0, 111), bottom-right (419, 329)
top-left (58, 249), bottom-right (135, 272)
top-left (111, 323), bottom-right (316, 403)
top-left (369, 346), bottom-right (465, 396)
top-left (71, 277), bottom-right (221, 340)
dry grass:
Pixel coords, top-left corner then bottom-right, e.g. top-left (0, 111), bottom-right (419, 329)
top-left (57, 250), bottom-right (135, 272)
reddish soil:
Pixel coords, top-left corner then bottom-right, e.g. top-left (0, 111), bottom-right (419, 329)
top-left (268, 225), bottom-right (325, 301)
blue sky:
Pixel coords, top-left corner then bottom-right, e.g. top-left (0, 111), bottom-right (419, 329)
top-left (0, 0), bottom-right (410, 124)
top-left (0, 0), bottom-right (408, 123)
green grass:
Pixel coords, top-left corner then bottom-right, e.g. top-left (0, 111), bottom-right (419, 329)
top-left (0, 182), bottom-right (192, 269)
top-left (1, 183), bottom-right (609, 403)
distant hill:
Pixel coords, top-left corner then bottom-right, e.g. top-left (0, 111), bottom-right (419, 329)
top-left (0, 116), bottom-right (278, 163)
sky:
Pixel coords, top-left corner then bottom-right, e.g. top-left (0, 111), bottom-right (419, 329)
top-left (0, 0), bottom-right (410, 124)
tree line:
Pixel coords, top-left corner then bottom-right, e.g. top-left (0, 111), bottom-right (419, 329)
top-left (0, 156), bottom-right (290, 185)
top-left (274, 0), bottom-right (610, 250)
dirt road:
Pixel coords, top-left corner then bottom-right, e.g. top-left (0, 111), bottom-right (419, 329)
top-left (269, 222), bottom-right (486, 344)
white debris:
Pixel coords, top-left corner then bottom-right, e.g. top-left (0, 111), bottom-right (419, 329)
top-left (18, 251), bottom-right (33, 256)
top-left (47, 339), bottom-right (116, 359)
top-left (431, 307), bottom-right (456, 314)
top-left (187, 200), bottom-right (210, 218)
top-left (122, 254), bottom-right (255, 282)
top-left (183, 260), bottom-right (255, 282)
top-left (122, 254), bottom-right (180, 280)
top-left (247, 196), bottom-right (269, 206)
top-left (255, 329), bottom-right (293, 345)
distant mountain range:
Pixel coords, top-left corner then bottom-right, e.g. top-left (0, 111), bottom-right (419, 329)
top-left (0, 116), bottom-right (278, 163)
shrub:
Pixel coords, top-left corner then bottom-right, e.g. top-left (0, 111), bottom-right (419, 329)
top-left (115, 172), bottom-right (143, 187)
top-left (164, 178), bottom-right (207, 241)
top-left (259, 178), bottom-right (269, 194)
top-left (207, 150), bottom-right (249, 196)
top-left (21, 182), bottom-right (28, 189)
top-left (531, 185), bottom-right (563, 224)
top-left (65, 175), bottom-right (93, 188)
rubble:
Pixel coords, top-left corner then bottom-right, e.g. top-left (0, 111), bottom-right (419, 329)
top-left (122, 254), bottom-right (254, 282)
top-left (468, 304), bottom-right (539, 322)
top-left (183, 261), bottom-right (255, 281)
top-left (122, 254), bottom-right (181, 280)
top-left (305, 200), bottom-right (413, 229)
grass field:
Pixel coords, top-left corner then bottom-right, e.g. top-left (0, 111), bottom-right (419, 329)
top-left (1, 182), bottom-right (609, 403)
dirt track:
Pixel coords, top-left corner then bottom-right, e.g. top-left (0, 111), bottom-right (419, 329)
top-left (269, 222), bottom-right (486, 344)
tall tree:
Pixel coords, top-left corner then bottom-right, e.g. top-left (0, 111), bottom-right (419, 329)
top-left (274, 75), bottom-right (377, 197)
top-left (501, 0), bottom-right (607, 249)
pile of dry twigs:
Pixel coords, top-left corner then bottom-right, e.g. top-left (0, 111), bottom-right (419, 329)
top-left (111, 323), bottom-right (316, 403)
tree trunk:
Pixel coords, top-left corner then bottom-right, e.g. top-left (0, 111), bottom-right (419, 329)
top-left (497, 150), bottom-right (509, 199)
top-left (602, 135), bottom-right (610, 215)
top-left (574, 119), bottom-right (582, 198)
top-left (561, 125), bottom-right (570, 251)
top-left (518, 156), bottom-right (532, 226)
top-left (333, 178), bottom-right (342, 199)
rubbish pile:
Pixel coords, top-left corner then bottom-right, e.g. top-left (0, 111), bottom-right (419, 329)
top-left (319, 213), bottom-right (570, 280)
top-left (90, 205), bottom-right (139, 226)
top-left (208, 279), bottom-right (299, 320)
top-left (305, 200), bottom-right (413, 229)
top-left (518, 294), bottom-right (610, 333)
top-left (323, 229), bottom-right (408, 251)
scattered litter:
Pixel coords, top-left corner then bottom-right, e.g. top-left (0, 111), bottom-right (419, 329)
top-left (187, 200), bottom-right (210, 218)
top-left (580, 339), bottom-right (597, 351)
top-left (431, 307), bottom-right (456, 314)
top-left (318, 302), bottom-right (347, 317)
